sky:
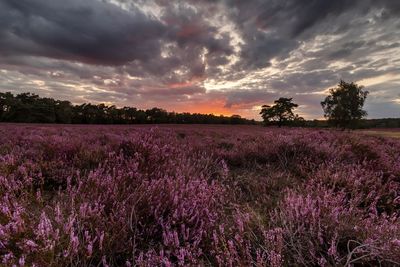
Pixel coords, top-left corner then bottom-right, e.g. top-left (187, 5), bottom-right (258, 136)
top-left (0, 0), bottom-right (399, 120)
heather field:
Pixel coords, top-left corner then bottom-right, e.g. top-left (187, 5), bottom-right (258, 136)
top-left (1, 124), bottom-right (400, 266)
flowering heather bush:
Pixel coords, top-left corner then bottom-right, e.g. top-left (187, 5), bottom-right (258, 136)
top-left (0, 124), bottom-right (399, 266)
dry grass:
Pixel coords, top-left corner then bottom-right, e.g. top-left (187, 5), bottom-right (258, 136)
top-left (360, 130), bottom-right (400, 139)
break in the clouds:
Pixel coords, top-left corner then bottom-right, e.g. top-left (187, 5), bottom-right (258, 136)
top-left (0, 0), bottom-right (399, 119)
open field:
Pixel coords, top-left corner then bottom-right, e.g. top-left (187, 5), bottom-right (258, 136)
top-left (1, 124), bottom-right (400, 266)
top-left (360, 129), bottom-right (400, 139)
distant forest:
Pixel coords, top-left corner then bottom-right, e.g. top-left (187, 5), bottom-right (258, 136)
top-left (1, 92), bottom-right (399, 128)
top-left (0, 92), bottom-right (257, 125)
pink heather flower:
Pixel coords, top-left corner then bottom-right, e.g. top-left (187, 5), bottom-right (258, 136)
top-left (24, 240), bottom-right (38, 252)
top-left (18, 256), bottom-right (25, 266)
top-left (221, 160), bottom-right (229, 177)
top-left (79, 203), bottom-right (88, 217)
top-left (87, 242), bottom-right (93, 257)
top-left (236, 216), bottom-right (244, 233)
top-left (328, 235), bottom-right (338, 259)
top-left (163, 258), bottom-right (172, 267)
top-left (268, 251), bottom-right (282, 267)
top-left (64, 216), bottom-right (75, 232)
top-left (2, 253), bottom-right (14, 264)
top-left (318, 257), bottom-right (327, 267)
top-left (54, 204), bottom-right (62, 223)
top-left (102, 256), bottom-right (110, 267)
top-left (177, 248), bottom-right (187, 265)
top-left (392, 239), bottom-right (400, 246)
top-left (99, 231), bottom-right (105, 251)
top-left (0, 228), bottom-right (5, 238)
top-left (36, 190), bottom-right (42, 202)
top-left (69, 230), bottom-right (79, 254)
top-left (0, 205), bottom-right (10, 216)
top-left (37, 212), bottom-right (52, 238)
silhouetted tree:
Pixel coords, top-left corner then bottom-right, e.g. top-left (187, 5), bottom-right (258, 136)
top-left (1, 93), bottom-right (56, 122)
top-left (260, 97), bottom-right (302, 127)
top-left (122, 107), bottom-right (137, 123)
top-left (55, 100), bottom-right (73, 123)
top-left (321, 80), bottom-right (368, 129)
top-left (292, 114), bottom-right (306, 127)
top-left (230, 114), bottom-right (243, 124)
top-left (0, 92), bottom-right (15, 121)
top-left (146, 107), bottom-right (168, 123)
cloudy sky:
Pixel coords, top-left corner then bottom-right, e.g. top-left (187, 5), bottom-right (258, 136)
top-left (0, 0), bottom-right (399, 119)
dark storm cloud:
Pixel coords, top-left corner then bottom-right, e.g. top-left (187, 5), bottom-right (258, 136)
top-left (225, 0), bottom-right (400, 71)
top-left (0, 0), bottom-right (168, 66)
top-left (327, 41), bottom-right (366, 60)
top-left (163, 6), bottom-right (232, 55)
top-left (224, 0), bottom-right (366, 69)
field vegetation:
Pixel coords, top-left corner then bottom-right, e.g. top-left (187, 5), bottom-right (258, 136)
top-left (1, 124), bottom-right (399, 266)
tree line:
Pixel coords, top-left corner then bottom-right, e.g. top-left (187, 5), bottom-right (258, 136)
top-left (0, 92), bottom-right (256, 125)
top-left (1, 80), bottom-right (397, 128)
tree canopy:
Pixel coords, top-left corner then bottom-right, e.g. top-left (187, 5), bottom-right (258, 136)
top-left (260, 97), bottom-right (303, 127)
top-left (0, 92), bottom-right (256, 125)
top-left (321, 80), bottom-right (369, 128)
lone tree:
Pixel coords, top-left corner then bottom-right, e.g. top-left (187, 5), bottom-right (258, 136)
top-left (321, 80), bottom-right (368, 129)
top-left (260, 97), bottom-right (302, 127)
